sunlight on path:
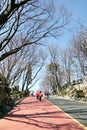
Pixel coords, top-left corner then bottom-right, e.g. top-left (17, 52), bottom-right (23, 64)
top-left (0, 97), bottom-right (86, 130)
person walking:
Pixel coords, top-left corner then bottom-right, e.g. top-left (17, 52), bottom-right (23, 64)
top-left (39, 91), bottom-right (43, 101)
top-left (36, 91), bottom-right (39, 100)
top-left (44, 90), bottom-right (50, 99)
top-left (36, 91), bottom-right (43, 101)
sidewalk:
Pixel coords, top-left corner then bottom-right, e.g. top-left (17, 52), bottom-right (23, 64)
top-left (0, 96), bottom-right (87, 130)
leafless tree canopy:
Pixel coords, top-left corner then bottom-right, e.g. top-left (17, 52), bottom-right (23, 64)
top-left (0, 0), bottom-right (72, 91)
top-left (71, 29), bottom-right (87, 76)
top-left (60, 48), bottom-right (74, 84)
top-left (0, 42), bottom-right (47, 92)
top-left (0, 0), bottom-right (71, 61)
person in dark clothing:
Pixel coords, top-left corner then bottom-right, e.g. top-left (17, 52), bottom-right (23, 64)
top-left (44, 90), bottom-right (50, 99)
top-left (39, 91), bottom-right (43, 101)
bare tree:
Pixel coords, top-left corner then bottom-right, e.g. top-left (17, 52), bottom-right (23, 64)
top-left (0, 0), bottom-right (35, 26)
top-left (0, 40), bottom-right (28, 85)
top-left (0, 37), bottom-right (47, 90)
top-left (45, 45), bottom-right (62, 93)
top-left (60, 48), bottom-right (74, 84)
top-left (40, 75), bottom-right (52, 93)
top-left (71, 30), bottom-right (87, 77)
top-left (21, 48), bottom-right (47, 91)
top-left (0, 0), bottom-right (71, 61)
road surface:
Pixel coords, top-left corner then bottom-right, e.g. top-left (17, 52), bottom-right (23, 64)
top-left (49, 96), bottom-right (87, 127)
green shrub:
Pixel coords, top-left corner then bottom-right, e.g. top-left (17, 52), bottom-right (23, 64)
top-left (76, 90), bottom-right (85, 98)
top-left (22, 90), bottom-right (29, 97)
top-left (61, 90), bottom-right (67, 96)
top-left (12, 93), bottom-right (18, 100)
top-left (0, 73), bottom-right (11, 107)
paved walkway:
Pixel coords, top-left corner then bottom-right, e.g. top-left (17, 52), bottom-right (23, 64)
top-left (0, 97), bottom-right (87, 130)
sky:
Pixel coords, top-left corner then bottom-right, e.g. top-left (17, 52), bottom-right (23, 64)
top-left (46, 0), bottom-right (87, 48)
top-left (30, 0), bottom-right (87, 92)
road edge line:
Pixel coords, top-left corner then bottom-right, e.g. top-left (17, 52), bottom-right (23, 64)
top-left (46, 99), bottom-right (87, 130)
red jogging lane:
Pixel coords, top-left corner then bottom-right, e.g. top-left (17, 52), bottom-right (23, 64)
top-left (0, 97), bottom-right (87, 130)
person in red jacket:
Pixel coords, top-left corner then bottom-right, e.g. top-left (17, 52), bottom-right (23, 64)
top-left (36, 91), bottom-right (43, 101)
top-left (36, 91), bottom-right (39, 100)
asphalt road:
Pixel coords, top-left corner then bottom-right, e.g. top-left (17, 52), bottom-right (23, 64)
top-left (49, 96), bottom-right (87, 127)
